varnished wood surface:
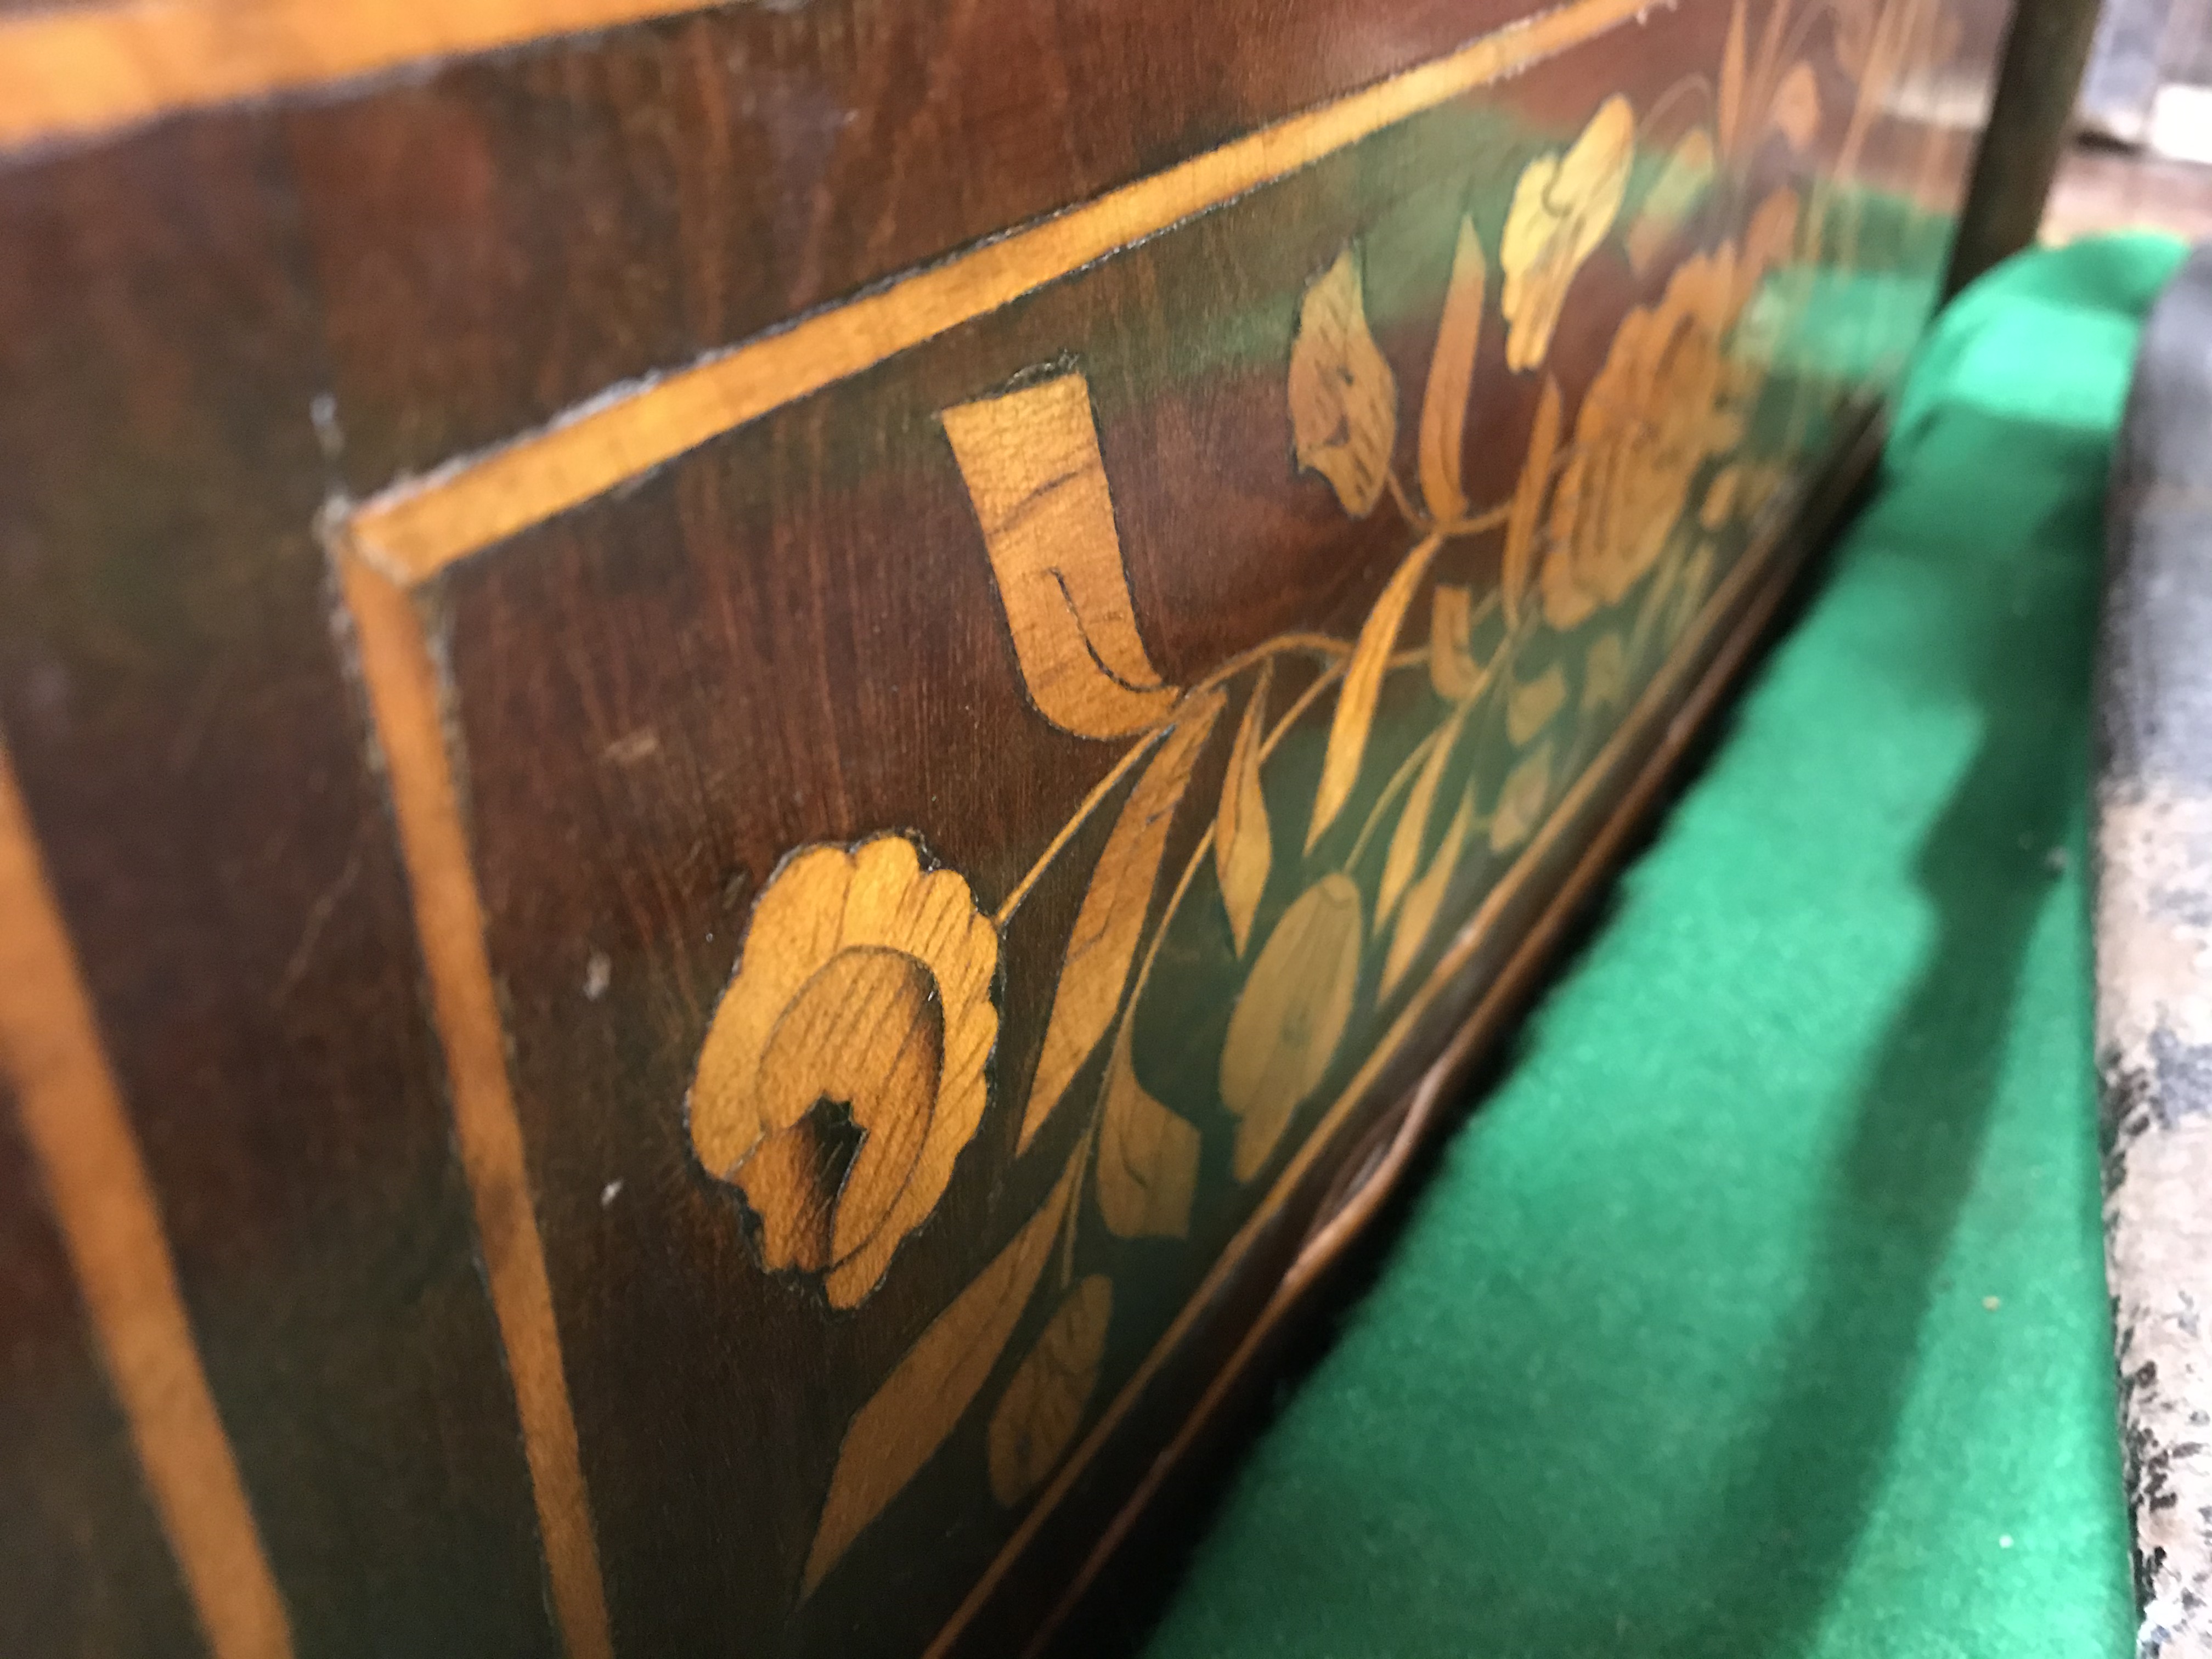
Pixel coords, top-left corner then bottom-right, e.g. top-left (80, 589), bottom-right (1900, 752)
top-left (289, 0), bottom-right (1662, 495)
top-left (0, 119), bottom-right (560, 1659)
top-left (338, 558), bottom-right (612, 1659)
top-left (345, 0), bottom-right (1651, 578)
top-left (0, 0), bottom-right (2007, 1655)
top-left (0, 1065), bottom-right (199, 1659)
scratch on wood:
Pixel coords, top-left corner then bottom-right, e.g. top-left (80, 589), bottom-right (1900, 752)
top-left (275, 834), bottom-right (365, 1004)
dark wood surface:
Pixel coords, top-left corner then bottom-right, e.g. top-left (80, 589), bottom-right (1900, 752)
top-left (290, 0), bottom-right (1569, 492)
top-left (0, 119), bottom-right (560, 1659)
top-left (0, 2), bottom-right (2009, 1656)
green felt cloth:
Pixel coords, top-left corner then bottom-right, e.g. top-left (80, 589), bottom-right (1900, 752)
top-left (1141, 234), bottom-right (2188, 1659)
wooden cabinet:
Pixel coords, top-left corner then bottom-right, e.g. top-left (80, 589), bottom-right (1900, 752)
top-left (0, 1), bottom-right (2010, 1654)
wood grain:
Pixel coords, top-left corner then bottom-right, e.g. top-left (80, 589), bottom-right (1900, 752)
top-left (0, 115), bottom-right (566, 1658)
top-left (0, 0), bottom-right (2002, 1647)
top-left (285, 0), bottom-right (1588, 494)
top-left (688, 836), bottom-right (1001, 1309)
top-left (0, 0), bottom-right (714, 152)
top-left (942, 374), bottom-right (1181, 741)
top-left (0, 740), bottom-right (292, 1659)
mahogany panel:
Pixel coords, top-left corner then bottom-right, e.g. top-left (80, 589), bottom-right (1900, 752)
top-left (0, 1086), bottom-right (198, 1659)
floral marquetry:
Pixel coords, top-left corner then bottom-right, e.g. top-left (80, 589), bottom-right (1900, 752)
top-left (1543, 242), bottom-right (1757, 627)
top-left (668, 0), bottom-right (1960, 1600)
top-left (0, 0), bottom-right (2001, 1647)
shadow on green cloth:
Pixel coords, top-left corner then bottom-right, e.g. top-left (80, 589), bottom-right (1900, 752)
top-left (1589, 236), bottom-right (2158, 1657)
top-left (1650, 409), bottom-right (2101, 1659)
top-left (1647, 238), bottom-right (2179, 1658)
top-left (1137, 234), bottom-right (2180, 1659)
top-left (1645, 236), bottom-right (2176, 1659)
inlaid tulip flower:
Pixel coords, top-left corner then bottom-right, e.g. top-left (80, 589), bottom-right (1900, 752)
top-left (1500, 94), bottom-right (1635, 371)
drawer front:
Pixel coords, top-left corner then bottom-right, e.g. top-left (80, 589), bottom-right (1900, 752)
top-left (0, 2), bottom-right (2006, 1656)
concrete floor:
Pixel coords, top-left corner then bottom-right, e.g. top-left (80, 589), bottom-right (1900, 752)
top-left (2047, 141), bottom-right (2212, 246)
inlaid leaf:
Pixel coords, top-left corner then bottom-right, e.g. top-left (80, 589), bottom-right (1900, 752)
top-left (1418, 218), bottom-right (1487, 524)
top-left (1490, 738), bottom-right (1555, 854)
top-left (1502, 379), bottom-right (1561, 626)
top-left (803, 1161), bottom-right (1077, 1592)
top-left (1221, 874), bottom-right (1365, 1180)
top-left (1700, 465), bottom-right (1742, 529)
top-left (1096, 1021), bottom-right (1200, 1239)
top-left (1737, 188), bottom-right (1803, 310)
top-left (1289, 248), bottom-right (1398, 518)
top-left (1583, 631), bottom-right (1628, 713)
top-left (987, 1275), bottom-right (1113, 1506)
top-left (1019, 691), bottom-right (1226, 1150)
top-left (1771, 61), bottom-right (1821, 149)
top-left (1383, 787), bottom-right (1476, 994)
top-left (1626, 129), bottom-right (1716, 274)
top-left (945, 373), bottom-right (1180, 739)
top-left (1667, 542), bottom-right (1718, 650)
top-left (1629, 538), bottom-right (1689, 664)
top-left (1429, 585), bottom-right (1491, 703)
top-left (1307, 534), bottom-right (1446, 850)
top-left (1718, 0), bottom-right (1747, 153)
top-left (1215, 665), bottom-right (1273, 957)
top-left (1507, 663), bottom-right (1567, 746)
top-left (1380, 706), bottom-right (1468, 923)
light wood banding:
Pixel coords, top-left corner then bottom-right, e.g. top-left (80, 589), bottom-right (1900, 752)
top-left (339, 555), bottom-right (614, 1659)
top-left (0, 742), bottom-right (294, 1659)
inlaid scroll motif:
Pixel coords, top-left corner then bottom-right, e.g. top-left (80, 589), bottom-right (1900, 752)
top-left (941, 376), bottom-right (1181, 739)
